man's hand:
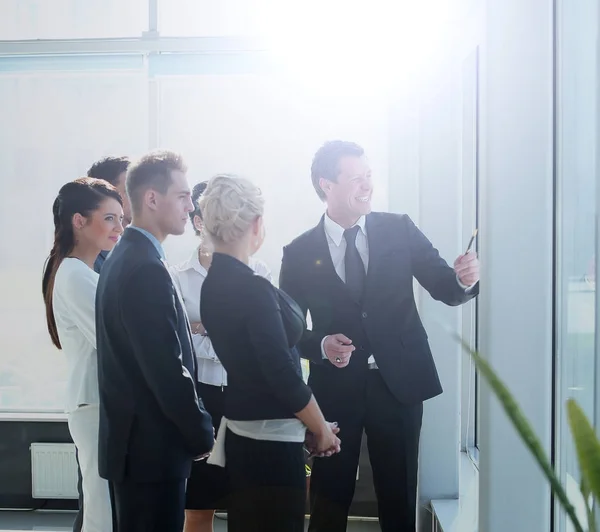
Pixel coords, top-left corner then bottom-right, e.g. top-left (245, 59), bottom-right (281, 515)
top-left (194, 430), bottom-right (215, 461)
top-left (190, 321), bottom-right (206, 336)
top-left (323, 334), bottom-right (355, 368)
top-left (454, 252), bottom-right (480, 287)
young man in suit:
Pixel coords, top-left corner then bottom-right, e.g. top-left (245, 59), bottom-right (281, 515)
top-left (279, 141), bottom-right (480, 532)
top-left (72, 155), bottom-right (131, 532)
top-left (96, 151), bottom-right (214, 532)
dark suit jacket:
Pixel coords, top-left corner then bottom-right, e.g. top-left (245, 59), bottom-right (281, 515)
top-left (95, 227), bottom-right (213, 483)
top-left (279, 212), bottom-right (478, 411)
top-left (93, 249), bottom-right (109, 274)
top-left (200, 253), bottom-right (312, 421)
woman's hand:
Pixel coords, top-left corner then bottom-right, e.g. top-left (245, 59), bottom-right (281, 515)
top-left (305, 422), bottom-right (341, 458)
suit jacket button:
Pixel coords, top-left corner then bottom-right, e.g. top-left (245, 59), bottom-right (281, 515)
top-left (362, 312), bottom-right (368, 319)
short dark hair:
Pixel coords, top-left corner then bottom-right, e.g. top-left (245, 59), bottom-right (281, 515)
top-left (87, 156), bottom-right (130, 187)
top-left (189, 181), bottom-right (208, 235)
top-left (311, 140), bottom-right (365, 201)
top-left (126, 151), bottom-right (187, 216)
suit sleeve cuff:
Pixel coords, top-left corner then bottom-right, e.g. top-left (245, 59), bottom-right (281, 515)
top-left (457, 274), bottom-right (477, 293)
top-left (321, 336), bottom-right (329, 359)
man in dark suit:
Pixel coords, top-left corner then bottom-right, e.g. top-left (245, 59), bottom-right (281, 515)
top-left (72, 155), bottom-right (131, 532)
top-left (280, 141), bottom-right (480, 532)
top-left (96, 151), bottom-right (214, 532)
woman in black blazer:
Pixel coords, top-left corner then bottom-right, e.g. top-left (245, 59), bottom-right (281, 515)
top-left (199, 174), bottom-right (340, 532)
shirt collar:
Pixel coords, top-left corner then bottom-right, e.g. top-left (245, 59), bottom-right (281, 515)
top-left (178, 246), bottom-right (207, 276)
top-left (129, 226), bottom-right (166, 260)
top-left (323, 213), bottom-right (367, 247)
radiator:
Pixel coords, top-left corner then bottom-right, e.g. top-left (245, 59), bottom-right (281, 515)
top-left (30, 443), bottom-right (78, 499)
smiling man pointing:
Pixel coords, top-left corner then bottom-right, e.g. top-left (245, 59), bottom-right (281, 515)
top-left (279, 140), bottom-right (480, 532)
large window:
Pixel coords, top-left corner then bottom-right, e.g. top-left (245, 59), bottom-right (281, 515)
top-left (0, 0), bottom-right (147, 40)
top-left (0, 69), bottom-right (148, 411)
top-left (156, 73), bottom-right (390, 272)
top-left (158, 0), bottom-right (270, 37)
top-left (555, 0), bottom-right (598, 528)
top-left (0, 58), bottom-right (391, 412)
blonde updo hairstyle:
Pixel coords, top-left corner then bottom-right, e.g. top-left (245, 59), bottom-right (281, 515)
top-left (199, 174), bottom-right (264, 245)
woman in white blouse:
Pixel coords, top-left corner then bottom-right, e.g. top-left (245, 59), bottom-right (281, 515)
top-left (171, 182), bottom-right (271, 532)
top-left (42, 178), bottom-right (124, 532)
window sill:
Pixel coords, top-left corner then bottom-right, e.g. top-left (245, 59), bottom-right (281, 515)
top-left (0, 412), bottom-right (67, 422)
top-left (431, 451), bottom-right (479, 531)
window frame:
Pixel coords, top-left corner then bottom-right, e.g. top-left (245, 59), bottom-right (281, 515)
top-left (460, 46), bottom-right (480, 458)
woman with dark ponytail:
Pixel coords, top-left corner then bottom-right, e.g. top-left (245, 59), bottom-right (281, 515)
top-left (42, 177), bottom-right (124, 532)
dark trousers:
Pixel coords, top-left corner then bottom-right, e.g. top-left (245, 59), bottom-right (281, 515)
top-left (109, 479), bottom-right (186, 532)
top-left (225, 429), bottom-right (306, 532)
top-left (308, 370), bottom-right (423, 532)
top-left (72, 450), bottom-right (83, 532)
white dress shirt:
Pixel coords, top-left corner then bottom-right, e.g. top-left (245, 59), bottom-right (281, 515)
top-left (52, 258), bottom-right (100, 412)
top-left (320, 214), bottom-right (377, 365)
top-left (323, 213), bottom-right (369, 281)
top-left (171, 247), bottom-right (272, 387)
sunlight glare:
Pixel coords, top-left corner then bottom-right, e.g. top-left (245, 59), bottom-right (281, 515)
top-left (260, 0), bottom-right (454, 97)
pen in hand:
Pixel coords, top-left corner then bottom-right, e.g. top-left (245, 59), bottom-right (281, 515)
top-left (465, 229), bottom-right (478, 254)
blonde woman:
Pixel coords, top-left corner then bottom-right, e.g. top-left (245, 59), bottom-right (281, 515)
top-left (199, 174), bottom-right (340, 532)
top-left (171, 181), bottom-right (272, 532)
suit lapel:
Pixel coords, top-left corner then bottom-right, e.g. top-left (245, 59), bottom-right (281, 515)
top-left (125, 229), bottom-right (197, 377)
top-left (164, 259), bottom-right (185, 303)
top-left (162, 260), bottom-right (199, 384)
top-left (364, 213), bottom-right (389, 299)
top-left (311, 217), bottom-right (348, 293)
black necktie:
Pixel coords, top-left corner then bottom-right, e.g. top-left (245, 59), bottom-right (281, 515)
top-left (343, 226), bottom-right (366, 303)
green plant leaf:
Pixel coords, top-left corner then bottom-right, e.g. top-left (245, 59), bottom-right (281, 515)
top-left (579, 478), bottom-right (595, 532)
top-left (453, 333), bottom-right (585, 532)
top-left (568, 398), bottom-right (600, 530)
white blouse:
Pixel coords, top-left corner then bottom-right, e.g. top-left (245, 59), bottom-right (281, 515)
top-left (52, 258), bottom-right (100, 413)
top-left (171, 247), bottom-right (272, 387)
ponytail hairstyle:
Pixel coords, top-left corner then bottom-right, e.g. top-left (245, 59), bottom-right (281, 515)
top-left (42, 178), bottom-right (122, 349)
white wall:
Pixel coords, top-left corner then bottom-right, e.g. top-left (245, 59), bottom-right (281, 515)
top-left (478, 0), bottom-right (554, 529)
top-left (391, 1), bottom-right (555, 530)
top-left (417, 59), bottom-right (465, 504)
top-left (387, 6), bottom-right (483, 525)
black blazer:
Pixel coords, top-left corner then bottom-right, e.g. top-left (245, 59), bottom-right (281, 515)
top-left (200, 253), bottom-right (312, 421)
top-left (279, 212), bottom-right (478, 409)
top-left (95, 227), bottom-right (214, 483)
